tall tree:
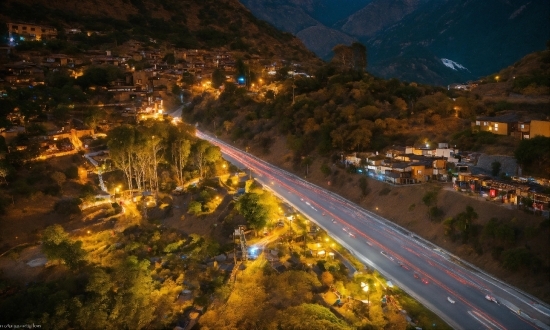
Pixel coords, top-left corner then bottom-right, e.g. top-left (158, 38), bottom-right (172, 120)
top-left (108, 125), bottom-right (136, 191)
top-left (236, 193), bottom-right (268, 233)
top-left (172, 138), bottom-right (191, 186)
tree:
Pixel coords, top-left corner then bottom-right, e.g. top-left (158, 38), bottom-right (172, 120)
top-left (0, 163), bottom-right (9, 185)
top-left (422, 191), bottom-right (438, 220)
top-left (236, 193), bottom-right (268, 232)
top-left (321, 271), bottom-right (334, 287)
top-left (172, 137), bottom-right (191, 186)
top-left (223, 120), bottom-right (234, 133)
top-left (108, 125), bottom-right (136, 191)
top-left (50, 171), bottom-right (67, 187)
top-left (514, 136), bottom-right (550, 175)
top-left (84, 107), bottom-right (106, 132)
top-left (42, 225), bottom-right (86, 270)
top-left (491, 161), bottom-right (501, 177)
top-left (212, 68), bottom-right (225, 89)
top-left (188, 201), bottom-right (202, 215)
top-left (193, 140), bottom-right (210, 178)
top-left (359, 177), bottom-right (369, 197)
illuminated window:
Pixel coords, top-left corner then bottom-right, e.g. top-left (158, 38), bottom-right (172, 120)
top-left (494, 123), bottom-right (499, 129)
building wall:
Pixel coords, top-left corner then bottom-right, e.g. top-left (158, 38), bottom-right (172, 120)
top-left (476, 120), bottom-right (509, 135)
top-left (7, 22), bottom-right (57, 41)
top-left (530, 120), bottom-right (550, 138)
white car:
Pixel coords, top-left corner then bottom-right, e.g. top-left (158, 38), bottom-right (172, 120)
top-left (447, 297), bottom-right (455, 304)
top-left (485, 294), bottom-right (498, 304)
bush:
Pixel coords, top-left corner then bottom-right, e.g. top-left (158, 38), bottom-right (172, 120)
top-left (188, 201), bottom-right (202, 215)
top-left (359, 177), bottom-right (369, 196)
top-left (379, 187), bottom-right (391, 196)
top-left (501, 247), bottom-right (533, 271)
top-left (53, 198), bottom-right (82, 215)
top-left (64, 165), bottom-right (79, 179)
top-left (320, 163), bottom-right (331, 177)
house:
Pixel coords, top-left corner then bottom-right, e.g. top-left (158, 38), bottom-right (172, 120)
top-left (435, 143), bottom-right (460, 163)
top-left (474, 113), bottom-right (519, 136)
top-left (529, 120), bottom-right (550, 138)
top-left (512, 121), bottom-right (530, 140)
top-left (409, 161), bottom-right (433, 183)
top-left (7, 22), bottom-right (57, 41)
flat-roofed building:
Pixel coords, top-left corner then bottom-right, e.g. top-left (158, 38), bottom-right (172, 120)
top-left (7, 22), bottom-right (57, 41)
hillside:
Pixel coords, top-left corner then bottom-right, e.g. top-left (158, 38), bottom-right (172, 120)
top-left (478, 49), bottom-right (550, 100)
top-left (366, 0), bottom-right (550, 85)
top-left (0, 0), bottom-right (320, 63)
top-left (239, 0), bottom-right (550, 85)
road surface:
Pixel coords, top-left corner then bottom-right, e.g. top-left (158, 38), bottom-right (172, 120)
top-left (197, 130), bottom-right (550, 330)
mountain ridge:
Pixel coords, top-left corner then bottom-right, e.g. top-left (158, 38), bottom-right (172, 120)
top-left (239, 0), bottom-right (550, 86)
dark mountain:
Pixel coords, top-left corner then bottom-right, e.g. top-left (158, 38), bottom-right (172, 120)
top-left (238, 0), bottom-right (370, 59)
top-left (239, 0), bottom-right (550, 86)
top-left (366, 0), bottom-right (550, 85)
top-left (339, 0), bottom-right (429, 38)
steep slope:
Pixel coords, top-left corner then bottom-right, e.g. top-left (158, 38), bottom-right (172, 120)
top-left (239, 0), bottom-right (550, 86)
top-left (296, 25), bottom-right (356, 59)
top-left (367, 0), bottom-right (550, 84)
top-left (239, 0), bottom-right (365, 60)
top-left (238, 0), bottom-right (320, 34)
top-left (339, 0), bottom-right (430, 38)
top-left (0, 0), bottom-right (320, 63)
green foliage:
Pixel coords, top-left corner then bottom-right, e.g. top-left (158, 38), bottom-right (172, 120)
top-left (188, 201), bottom-right (202, 215)
top-left (514, 136), bottom-right (550, 176)
top-left (422, 191), bottom-right (438, 207)
top-left (501, 247), bottom-right (538, 272)
top-left (451, 129), bottom-right (498, 151)
top-left (42, 225), bottom-right (86, 269)
top-left (429, 206), bottom-right (444, 222)
top-left (422, 190), bottom-right (438, 220)
top-left (273, 303), bottom-right (352, 330)
top-left (482, 218), bottom-right (517, 246)
top-left (320, 163), bottom-right (332, 177)
top-left (236, 192), bottom-right (268, 230)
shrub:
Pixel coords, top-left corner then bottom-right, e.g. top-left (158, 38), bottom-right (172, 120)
top-left (379, 187), bottom-right (391, 196)
top-left (53, 198), bottom-right (82, 215)
top-left (64, 165), bottom-right (79, 179)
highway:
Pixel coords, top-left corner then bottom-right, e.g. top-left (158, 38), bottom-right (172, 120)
top-left (197, 131), bottom-right (550, 330)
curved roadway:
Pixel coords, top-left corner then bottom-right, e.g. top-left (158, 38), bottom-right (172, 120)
top-left (197, 130), bottom-right (550, 330)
